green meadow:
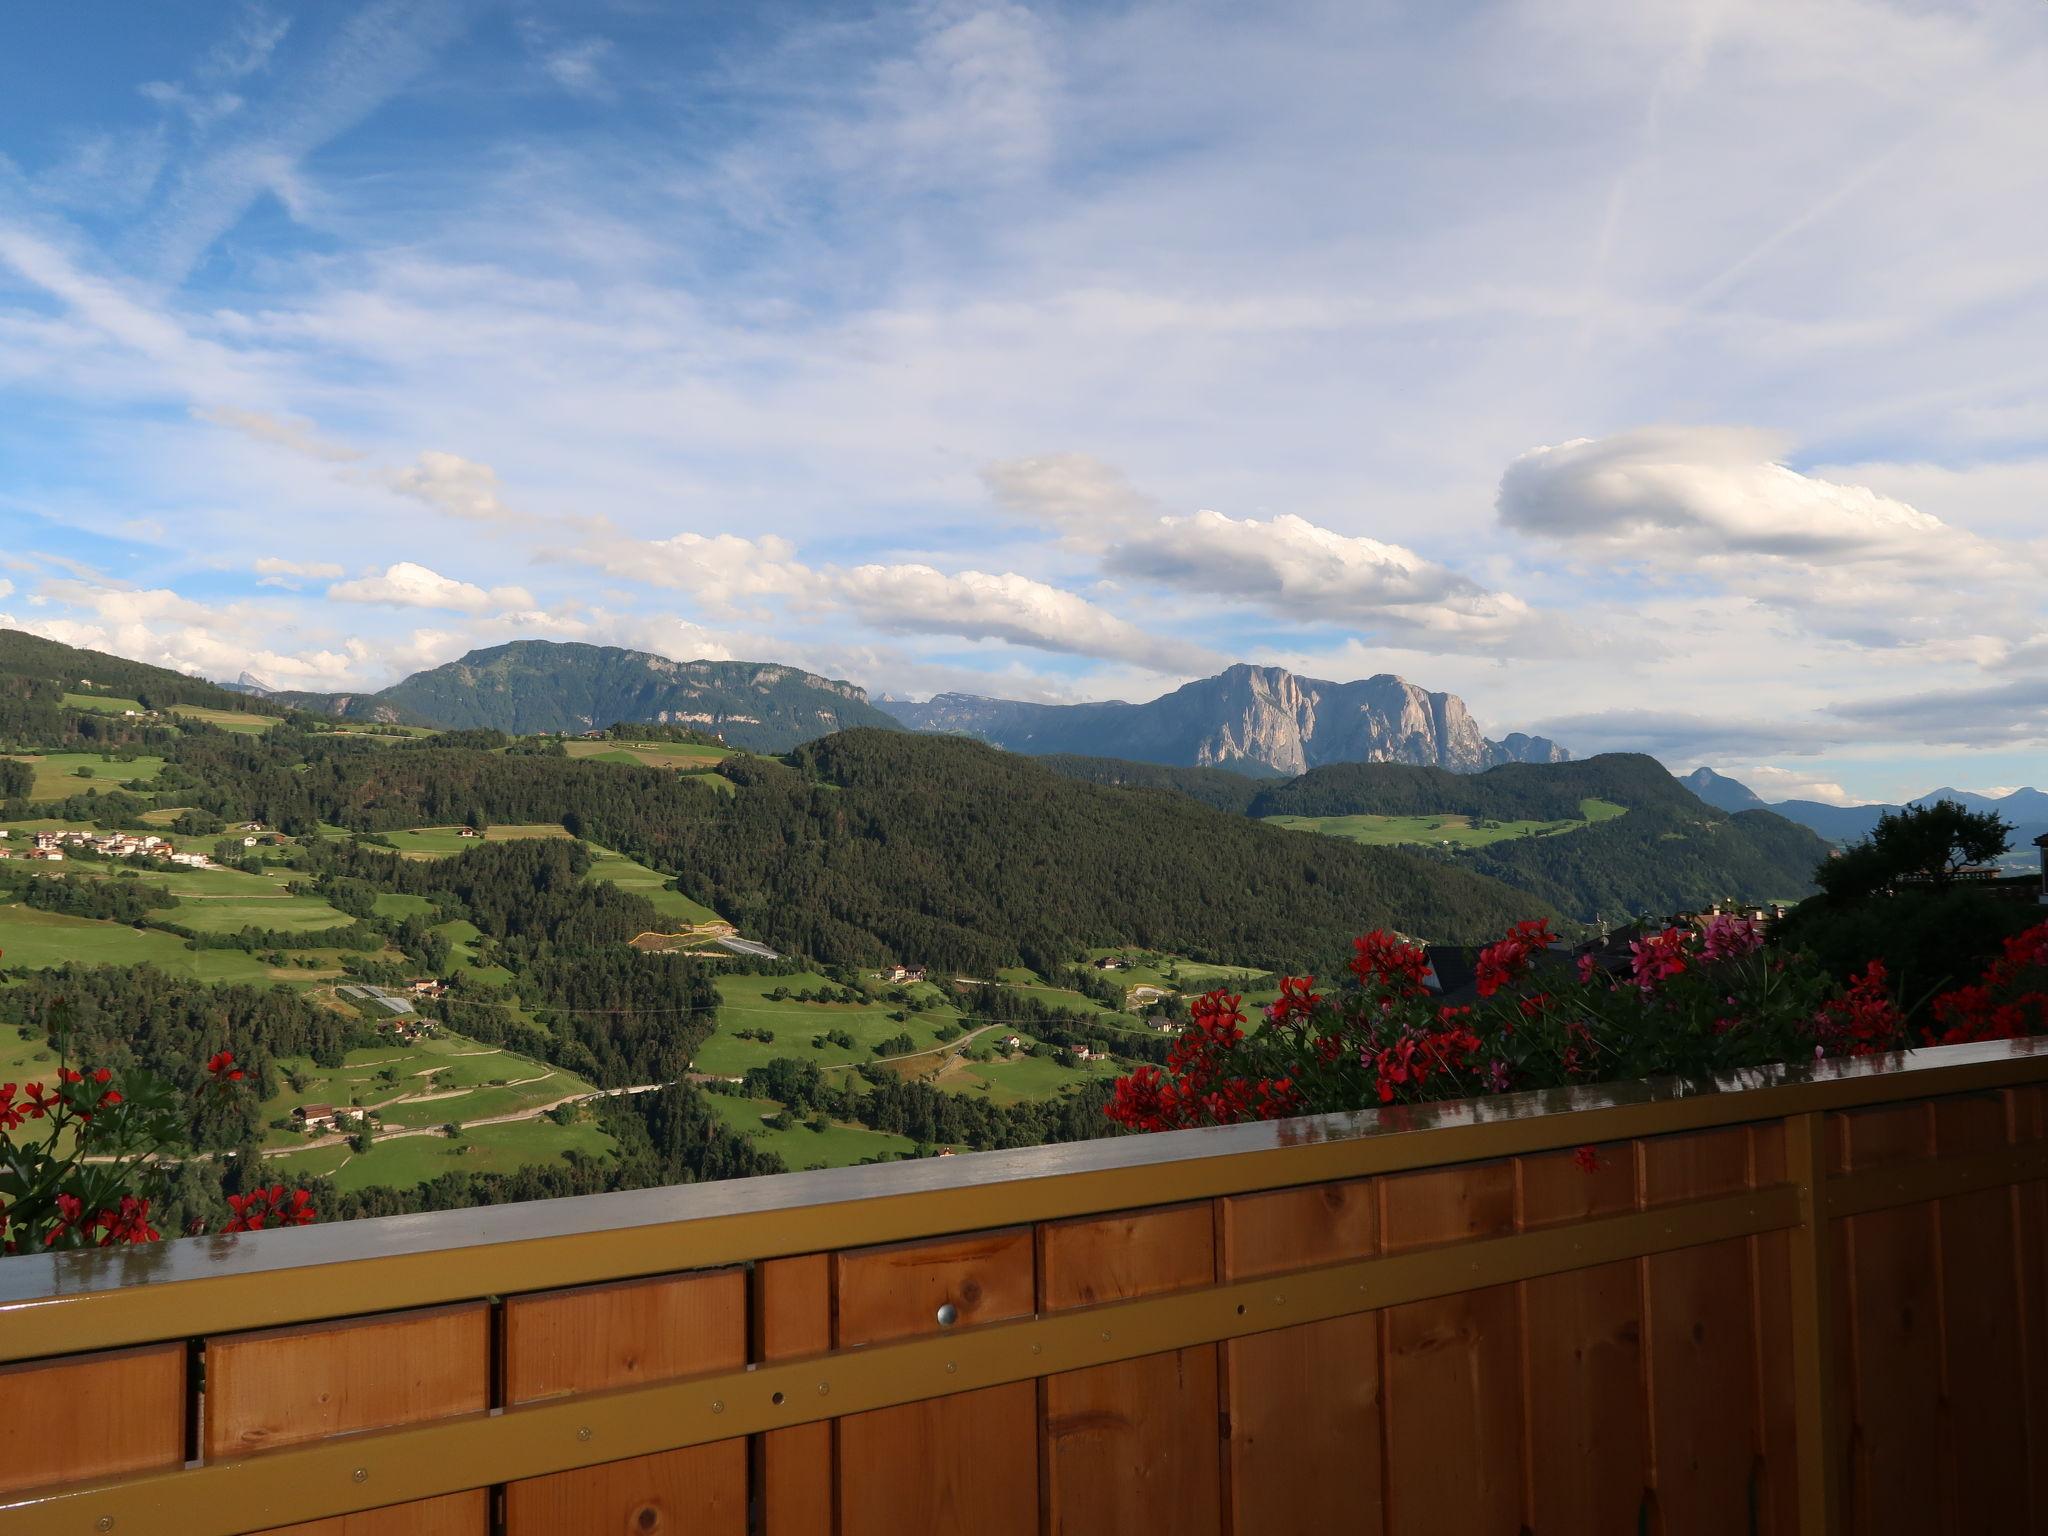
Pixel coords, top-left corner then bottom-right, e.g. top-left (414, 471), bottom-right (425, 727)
top-left (562, 738), bottom-right (731, 769)
top-left (3, 752), bottom-right (167, 800)
top-left (1262, 797), bottom-right (1628, 850)
top-left (382, 823), bottom-right (572, 858)
top-left (271, 1118), bottom-right (618, 1193)
top-left (705, 1091), bottom-right (918, 1169)
top-left (695, 971), bottom-right (968, 1076)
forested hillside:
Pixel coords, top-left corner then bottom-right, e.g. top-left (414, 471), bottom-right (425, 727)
top-left (138, 727), bottom-right (1549, 969)
top-left (1038, 754), bottom-right (1264, 814)
top-left (1241, 753), bottom-right (1826, 919)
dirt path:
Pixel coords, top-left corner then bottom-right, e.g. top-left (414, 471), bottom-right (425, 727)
top-left (265, 1081), bottom-right (663, 1157)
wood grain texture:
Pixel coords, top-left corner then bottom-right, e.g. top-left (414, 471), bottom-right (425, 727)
top-left (1218, 1179), bottom-right (1381, 1536)
top-left (1748, 1120), bottom-right (1802, 1536)
top-left (501, 1268), bottom-right (748, 1536)
top-left (1836, 1104), bottom-right (1940, 1536)
top-left (204, 1303), bottom-right (488, 1536)
top-left (0, 1341), bottom-right (185, 1497)
top-left (1516, 1143), bottom-right (1645, 1534)
top-left (835, 1227), bottom-right (1038, 1536)
top-left (1929, 1095), bottom-right (2030, 1534)
top-left (1639, 1128), bottom-right (1763, 1536)
top-left (1378, 1160), bottom-right (1522, 1536)
top-left (756, 1254), bottom-right (833, 1536)
top-left (2008, 1085), bottom-right (2048, 1531)
top-left (1039, 1201), bottom-right (1222, 1536)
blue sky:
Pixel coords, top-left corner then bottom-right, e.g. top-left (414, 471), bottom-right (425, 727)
top-left (2, 0), bottom-right (2046, 803)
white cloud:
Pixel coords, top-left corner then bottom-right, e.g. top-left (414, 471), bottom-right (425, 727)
top-left (833, 562), bottom-right (1220, 674)
top-left (254, 556), bottom-right (344, 589)
top-left (577, 530), bottom-right (819, 613)
top-left (542, 38), bottom-right (613, 96)
top-left (200, 406), bottom-right (364, 463)
top-left (1721, 765), bottom-right (1857, 806)
top-left (0, 580), bottom-right (13, 601)
top-left (386, 451), bottom-right (516, 522)
top-left (1498, 427), bottom-right (1959, 559)
top-left (327, 562), bottom-right (536, 614)
top-left (986, 453), bottom-right (1567, 653)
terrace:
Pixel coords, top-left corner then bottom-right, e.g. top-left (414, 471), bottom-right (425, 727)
top-left (1, 1037), bottom-right (2044, 1535)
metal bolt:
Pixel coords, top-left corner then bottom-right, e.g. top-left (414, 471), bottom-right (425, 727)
top-left (945, 1361), bottom-right (958, 1374)
top-left (711, 1400), bottom-right (725, 1415)
top-left (95, 1520), bottom-right (114, 1534)
top-left (1272, 1294), bottom-right (1285, 1306)
top-left (577, 1426), bottom-right (593, 1442)
top-left (352, 1469), bottom-right (368, 1485)
top-left (936, 1302), bottom-right (959, 1327)
top-left (1030, 1343), bottom-right (1043, 1355)
top-left (1100, 1329), bottom-right (1112, 1341)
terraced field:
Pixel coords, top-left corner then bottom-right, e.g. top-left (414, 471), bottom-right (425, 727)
top-left (0, 905), bottom-right (346, 983)
top-left (705, 1092), bottom-right (918, 1170)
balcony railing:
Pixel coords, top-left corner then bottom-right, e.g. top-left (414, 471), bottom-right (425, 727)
top-left (2, 1037), bottom-right (2046, 1535)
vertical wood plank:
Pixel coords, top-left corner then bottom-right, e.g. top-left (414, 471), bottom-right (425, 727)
top-left (501, 1269), bottom-right (748, 1536)
top-left (1836, 1103), bottom-right (1940, 1536)
top-left (1748, 1119), bottom-right (1803, 1536)
top-left (1639, 1127), bottom-right (1763, 1535)
top-left (1929, 1095), bottom-right (2031, 1534)
top-left (1039, 1201), bottom-right (1222, 1536)
top-left (0, 1342), bottom-right (186, 1497)
top-left (2008, 1085), bottom-right (2048, 1531)
top-left (1218, 1179), bottom-right (1382, 1536)
top-left (756, 1254), bottom-right (833, 1536)
top-left (1379, 1159), bottom-right (1522, 1536)
top-left (1515, 1142), bottom-right (1645, 1534)
top-left (204, 1303), bottom-right (489, 1536)
top-left (835, 1227), bottom-right (1038, 1536)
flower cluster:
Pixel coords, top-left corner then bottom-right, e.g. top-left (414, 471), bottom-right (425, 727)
top-left (1107, 919), bottom-right (2048, 1145)
top-left (1925, 924), bottom-right (2048, 1045)
top-left (1, 1031), bottom-right (316, 1254)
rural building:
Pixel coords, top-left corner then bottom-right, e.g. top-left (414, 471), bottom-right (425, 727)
top-left (1094, 956), bottom-right (1128, 971)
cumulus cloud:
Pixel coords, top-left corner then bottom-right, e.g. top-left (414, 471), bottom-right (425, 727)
top-left (576, 530), bottom-right (819, 613)
top-left (834, 563), bottom-right (1221, 674)
top-left (1720, 765), bottom-right (1858, 806)
top-left (327, 561), bottom-right (536, 614)
top-left (254, 556), bottom-right (344, 588)
top-left (1498, 427), bottom-right (1959, 559)
top-left (388, 452), bottom-right (516, 522)
top-left (1496, 428), bottom-right (2042, 650)
top-left (985, 453), bottom-right (1565, 653)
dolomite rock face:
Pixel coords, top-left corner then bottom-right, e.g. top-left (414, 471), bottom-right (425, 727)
top-left (879, 663), bottom-right (1569, 775)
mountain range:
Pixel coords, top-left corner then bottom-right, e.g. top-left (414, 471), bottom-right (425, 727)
top-left (1681, 767), bottom-right (2048, 856)
top-left (264, 641), bottom-right (903, 751)
top-left (878, 663), bottom-right (1567, 777)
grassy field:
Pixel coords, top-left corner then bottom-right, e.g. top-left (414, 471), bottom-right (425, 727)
top-left (382, 823), bottom-right (572, 858)
top-left (941, 1035), bottom-right (1125, 1107)
top-left (271, 1119), bottom-right (618, 1192)
top-left (563, 738), bottom-right (731, 769)
top-left (42, 860), bottom-right (352, 935)
top-left (254, 1032), bottom-right (593, 1142)
top-left (0, 903), bottom-right (347, 983)
top-left (706, 1092), bottom-right (919, 1169)
top-left (372, 892), bottom-right (437, 919)
top-left (696, 972), bottom-right (968, 1076)
top-left (169, 705), bottom-right (277, 735)
top-left (61, 692), bottom-right (146, 714)
top-left (587, 844), bottom-right (722, 926)
top-left (2, 752), bottom-right (167, 800)
top-left (1262, 796), bottom-right (1628, 850)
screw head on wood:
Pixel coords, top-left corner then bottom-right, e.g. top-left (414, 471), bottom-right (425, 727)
top-left (352, 1469), bottom-right (368, 1484)
top-left (711, 1400), bottom-right (725, 1414)
top-left (578, 1426), bottom-right (593, 1442)
top-left (96, 1520), bottom-right (114, 1534)
top-left (935, 1302), bottom-right (959, 1327)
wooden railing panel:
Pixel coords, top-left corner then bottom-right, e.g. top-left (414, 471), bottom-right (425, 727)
top-left (834, 1228), bottom-right (1038, 1536)
top-left (756, 1254), bottom-right (833, 1536)
top-left (1217, 1178), bottom-right (1382, 1536)
top-left (1515, 1142), bottom-right (1645, 1533)
top-left (0, 1342), bottom-right (185, 1498)
top-left (1378, 1159), bottom-right (1521, 1536)
top-left (1039, 1201), bottom-right (1222, 1536)
top-left (1640, 1127), bottom-right (1765, 1535)
top-left (1747, 1120), bottom-right (1802, 1535)
top-left (2008, 1085), bottom-right (2048, 1529)
top-left (1929, 1095), bottom-right (2031, 1532)
top-left (500, 1268), bottom-right (747, 1535)
top-left (203, 1303), bottom-right (488, 1535)
top-left (1836, 1104), bottom-right (1942, 1536)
